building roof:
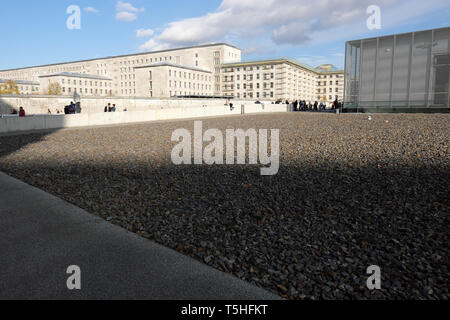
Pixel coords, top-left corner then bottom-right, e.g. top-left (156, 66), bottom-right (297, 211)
top-left (0, 78), bottom-right (40, 85)
top-left (134, 62), bottom-right (212, 73)
top-left (0, 43), bottom-right (240, 72)
top-left (222, 58), bottom-right (343, 74)
top-left (39, 72), bottom-right (112, 81)
top-left (346, 26), bottom-right (450, 43)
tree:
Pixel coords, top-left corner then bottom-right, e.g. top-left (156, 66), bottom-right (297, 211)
top-left (46, 82), bottom-right (62, 95)
top-left (0, 80), bottom-right (19, 94)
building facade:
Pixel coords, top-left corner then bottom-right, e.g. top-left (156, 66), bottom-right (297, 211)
top-left (39, 72), bottom-right (113, 96)
top-left (135, 63), bottom-right (213, 98)
top-left (221, 59), bottom-right (344, 103)
top-left (0, 43), bottom-right (241, 98)
top-left (0, 79), bottom-right (40, 95)
top-left (0, 43), bottom-right (344, 103)
top-left (344, 26), bottom-right (450, 112)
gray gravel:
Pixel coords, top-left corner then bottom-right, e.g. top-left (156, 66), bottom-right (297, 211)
top-left (0, 113), bottom-right (449, 300)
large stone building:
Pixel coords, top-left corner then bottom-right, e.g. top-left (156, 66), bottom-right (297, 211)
top-left (0, 43), bottom-right (241, 98)
top-left (0, 79), bottom-right (40, 95)
top-left (134, 62), bottom-right (214, 98)
top-left (0, 43), bottom-right (344, 102)
top-left (39, 72), bottom-right (113, 96)
top-left (221, 59), bottom-right (344, 102)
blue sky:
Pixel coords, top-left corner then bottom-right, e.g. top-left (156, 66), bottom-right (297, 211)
top-left (0, 0), bottom-right (449, 71)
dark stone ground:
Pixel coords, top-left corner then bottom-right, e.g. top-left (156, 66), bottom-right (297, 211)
top-left (0, 113), bottom-right (448, 299)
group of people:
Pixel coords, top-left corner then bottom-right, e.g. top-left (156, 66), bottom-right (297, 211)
top-left (8, 107), bottom-right (26, 117)
top-left (290, 99), bottom-right (343, 112)
top-left (104, 103), bottom-right (118, 112)
top-left (64, 101), bottom-right (78, 114)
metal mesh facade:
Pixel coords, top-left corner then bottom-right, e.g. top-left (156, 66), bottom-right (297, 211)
top-left (344, 27), bottom-right (450, 113)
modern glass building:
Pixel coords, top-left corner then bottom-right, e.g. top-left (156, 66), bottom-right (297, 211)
top-left (344, 27), bottom-right (450, 113)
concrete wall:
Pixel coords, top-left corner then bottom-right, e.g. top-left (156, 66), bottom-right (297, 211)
top-left (0, 103), bottom-right (288, 134)
top-left (0, 95), bottom-right (274, 115)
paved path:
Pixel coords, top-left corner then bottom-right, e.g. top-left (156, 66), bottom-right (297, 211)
top-left (0, 172), bottom-right (280, 300)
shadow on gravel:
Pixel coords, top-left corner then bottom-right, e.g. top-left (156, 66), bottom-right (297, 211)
top-left (0, 130), bottom-right (61, 159)
top-left (0, 156), bottom-right (448, 300)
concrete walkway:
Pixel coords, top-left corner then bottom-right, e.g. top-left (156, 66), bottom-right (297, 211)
top-left (0, 172), bottom-right (280, 300)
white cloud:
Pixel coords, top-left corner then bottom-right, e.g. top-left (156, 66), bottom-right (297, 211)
top-left (140, 38), bottom-right (172, 52)
top-left (116, 1), bottom-right (144, 22)
top-left (117, 1), bottom-right (144, 13)
top-left (84, 7), bottom-right (99, 13)
top-left (243, 46), bottom-right (276, 56)
top-left (116, 11), bottom-right (137, 22)
top-left (136, 28), bottom-right (155, 38)
top-left (138, 0), bottom-right (449, 51)
top-left (295, 55), bottom-right (329, 67)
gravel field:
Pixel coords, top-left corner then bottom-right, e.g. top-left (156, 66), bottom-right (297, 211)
top-left (0, 112), bottom-right (449, 300)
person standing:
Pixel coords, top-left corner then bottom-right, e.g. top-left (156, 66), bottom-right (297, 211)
top-left (19, 107), bottom-right (26, 117)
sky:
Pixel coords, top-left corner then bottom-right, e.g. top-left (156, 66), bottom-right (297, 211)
top-left (0, 0), bottom-right (449, 71)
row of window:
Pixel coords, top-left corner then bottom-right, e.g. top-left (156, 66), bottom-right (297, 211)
top-left (318, 74), bottom-right (342, 79)
top-left (121, 74), bottom-right (136, 80)
top-left (318, 81), bottom-right (341, 86)
top-left (167, 80), bottom-right (212, 91)
top-left (121, 89), bottom-right (136, 95)
top-left (120, 56), bottom-right (173, 66)
top-left (317, 88), bottom-right (341, 93)
top-left (62, 87), bottom-right (112, 95)
top-left (227, 82), bottom-right (275, 90)
top-left (169, 91), bottom-right (212, 97)
top-left (168, 70), bottom-right (211, 81)
top-left (233, 92), bottom-right (274, 98)
top-left (18, 85), bottom-right (39, 92)
top-left (224, 65), bottom-right (276, 73)
top-left (225, 74), bottom-right (275, 81)
top-left (61, 79), bottom-right (111, 87)
top-left (317, 95), bottom-right (341, 100)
